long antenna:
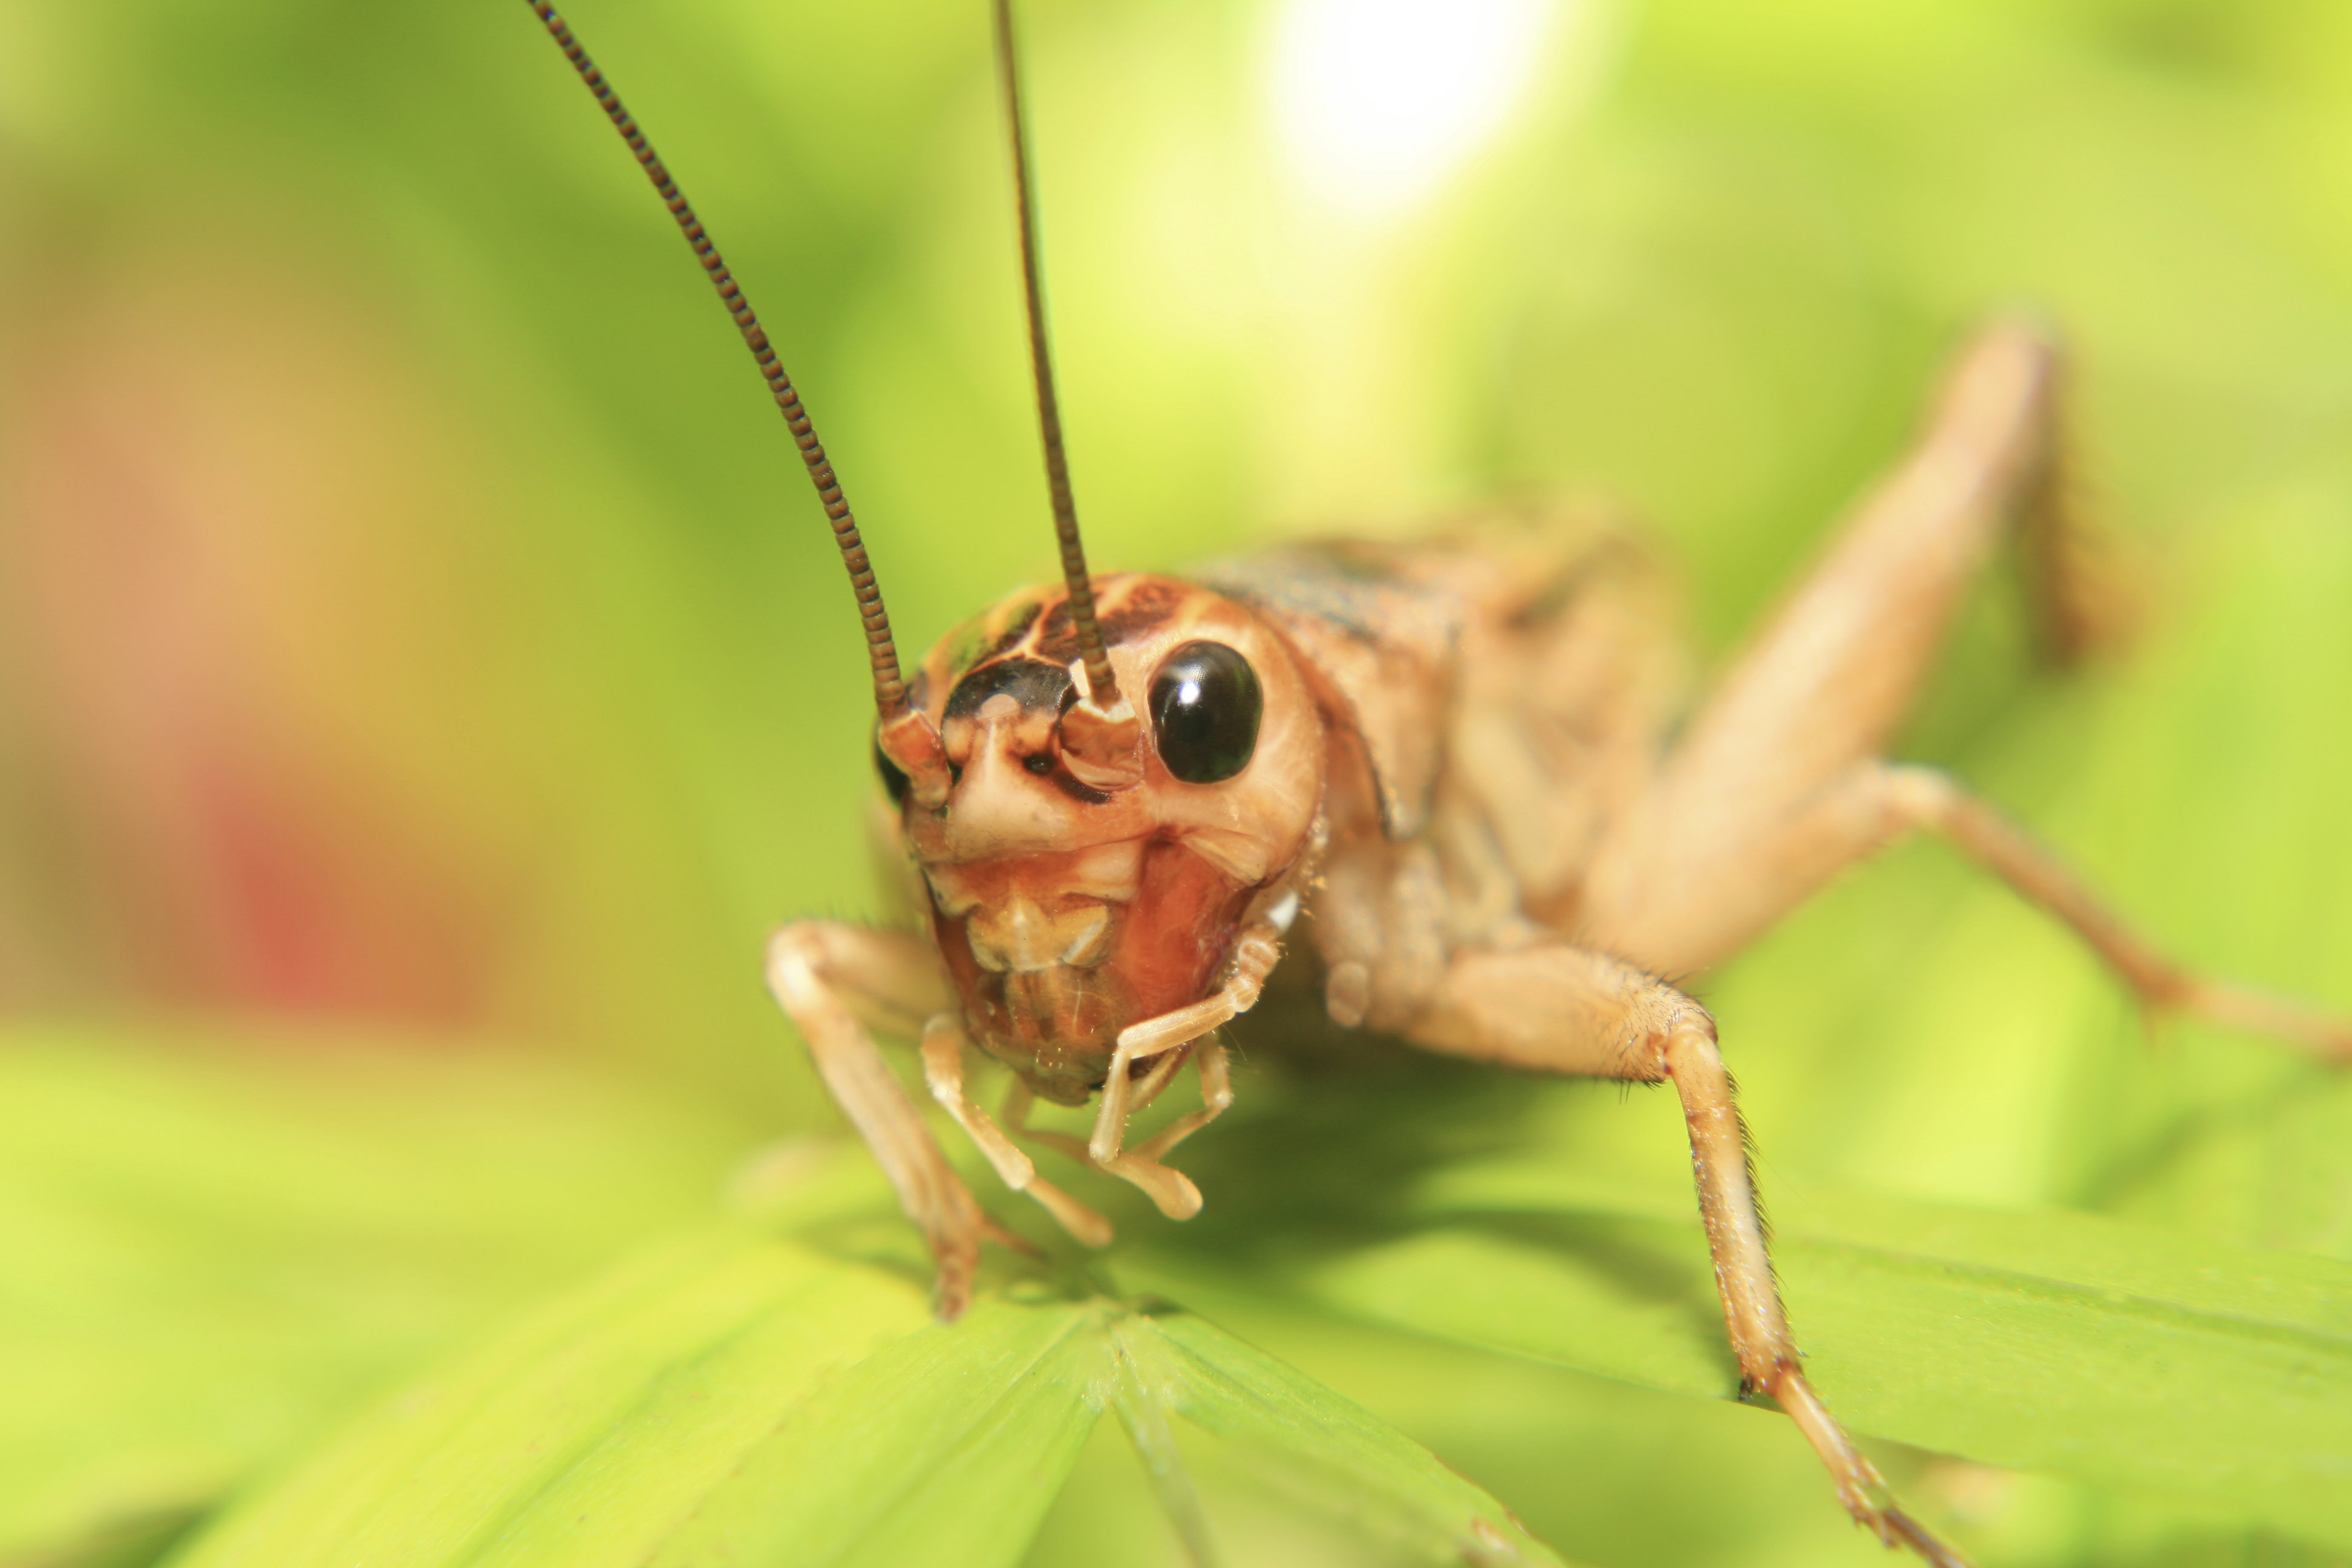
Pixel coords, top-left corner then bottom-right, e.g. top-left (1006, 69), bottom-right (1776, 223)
top-left (991, 0), bottom-right (1120, 713)
top-left (526, 1), bottom-right (918, 733)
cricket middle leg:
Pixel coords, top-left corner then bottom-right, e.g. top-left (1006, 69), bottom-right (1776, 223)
top-left (1586, 321), bottom-right (2102, 969)
top-left (1402, 942), bottom-right (1968, 1568)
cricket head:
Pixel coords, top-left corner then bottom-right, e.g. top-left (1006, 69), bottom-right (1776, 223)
top-left (879, 574), bottom-right (1321, 1099)
top-left (534, 0), bottom-right (1305, 1099)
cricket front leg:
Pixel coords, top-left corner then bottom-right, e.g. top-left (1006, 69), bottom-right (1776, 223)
top-left (766, 920), bottom-right (1000, 1319)
top-left (920, 1013), bottom-right (1115, 1248)
top-left (1406, 944), bottom-right (1968, 1567)
top-left (1080, 921), bottom-right (1277, 1218)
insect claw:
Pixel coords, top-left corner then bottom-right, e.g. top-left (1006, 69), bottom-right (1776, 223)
top-left (1878, 1506), bottom-right (1973, 1568)
top-left (1836, 1472), bottom-right (1970, 1568)
top-left (981, 1216), bottom-right (1045, 1259)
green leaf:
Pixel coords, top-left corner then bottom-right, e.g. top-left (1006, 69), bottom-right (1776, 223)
top-left (174, 1232), bottom-right (1082, 1568)
top-left (1287, 1160), bottom-right (2352, 1546)
top-left (0, 1024), bottom-right (753, 1565)
top-left (636, 1290), bottom-right (1106, 1568)
top-left (1122, 1312), bottom-right (1565, 1568)
top-left (166, 1221), bottom-right (1579, 1568)
top-left (16, 9), bottom-right (2352, 1565)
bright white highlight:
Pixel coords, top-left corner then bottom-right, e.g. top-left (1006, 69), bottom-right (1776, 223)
top-left (1272, 0), bottom-right (1554, 215)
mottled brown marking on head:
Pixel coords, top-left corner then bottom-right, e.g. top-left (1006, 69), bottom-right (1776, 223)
top-left (924, 575), bottom-right (1186, 710)
top-left (944, 656), bottom-right (1073, 722)
top-left (1034, 577), bottom-right (1189, 666)
top-left (983, 598), bottom-right (1047, 662)
top-left (895, 572), bottom-right (1326, 1073)
top-left (933, 590), bottom-right (1048, 690)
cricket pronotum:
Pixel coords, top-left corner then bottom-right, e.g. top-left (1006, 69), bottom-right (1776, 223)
top-left (523, 4), bottom-right (2351, 1563)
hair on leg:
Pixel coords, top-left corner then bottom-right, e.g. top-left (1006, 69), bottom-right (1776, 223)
top-left (1660, 1020), bottom-right (1961, 1565)
top-left (1404, 941), bottom-right (1971, 1566)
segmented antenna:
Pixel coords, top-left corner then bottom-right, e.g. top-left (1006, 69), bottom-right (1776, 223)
top-left (991, 0), bottom-right (1120, 711)
top-left (525, 1), bottom-right (912, 724)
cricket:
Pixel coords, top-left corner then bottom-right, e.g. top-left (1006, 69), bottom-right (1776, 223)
top-left (525, 2), bottom-right (2352, 1564)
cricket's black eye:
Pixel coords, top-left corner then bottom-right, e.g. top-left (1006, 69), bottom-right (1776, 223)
top-left (1149, 641), bottom-right (1261, 785)
top-left (1024, 753), bottom-right (1055, 775)
top-left (874, 735), bottom-right (910, 806)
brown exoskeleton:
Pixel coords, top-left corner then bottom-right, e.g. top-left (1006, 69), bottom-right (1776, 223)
top-left (526, 3), bottom-right (2352, 1564)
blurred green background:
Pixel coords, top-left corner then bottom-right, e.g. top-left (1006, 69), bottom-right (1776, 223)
top-left (4, 0), bottom-right (2352, 1564)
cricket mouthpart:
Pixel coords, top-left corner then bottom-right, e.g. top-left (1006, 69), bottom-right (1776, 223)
top-left (924, 835), bottom-right (1264, 1100)
top-left (927, 838), bottom-right (1142, 974)
top-left (965, 897), bottom-right (1114, 972)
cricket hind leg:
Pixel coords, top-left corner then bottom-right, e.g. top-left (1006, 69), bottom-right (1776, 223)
top-left (1616, 753), bottom-right (2350, 1063)
top-left (1586, 321), bottom-right (2108, 972)
top-left (1573, 316), bottom-right (2349, 1057)
top-left (1849, 766), bottom-right (2348, 1061)
top-left (767, 921), bottom-right (1010, 1318)
top-left (1909, 773), bottom-right (2350, 1059)
top-left (1401, 942), bottom-right (1968, 1567)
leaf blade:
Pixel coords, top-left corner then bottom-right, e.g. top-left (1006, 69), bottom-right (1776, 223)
top-left (163, 1222), bottom-right (1119, 1568)
top-left (1289, 1163), bottom-right (2352, 1544)
top-left (0, 1024), bottom-right (752, 1564)
top-left (1122, 1309), bottom-right (1574, 1568)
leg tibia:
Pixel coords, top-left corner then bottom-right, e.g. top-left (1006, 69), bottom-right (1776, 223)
top-left (920, 1015), bottom-right (1114, 1249)
top-left (766, 921), bottom-right (984, 1318)
top-left (1590, 751), bottom-right (2352, 1064)
top-left (1895, 769), bottom-right (2352, 1062)
top-left (1402, 945), bottom-right (1968, 1565)
top-left (1659, 1022), bottom-right (1947, 1555)
top-left (1660, 1021), bottom-right (1792, 1391)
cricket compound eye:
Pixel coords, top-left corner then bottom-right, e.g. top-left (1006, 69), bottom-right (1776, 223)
top-left (1148, 641), bottom-right (1263, 784)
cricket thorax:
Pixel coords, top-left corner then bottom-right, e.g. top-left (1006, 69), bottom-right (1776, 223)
top-left (886, 574), bottom-right (1323, 1100)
